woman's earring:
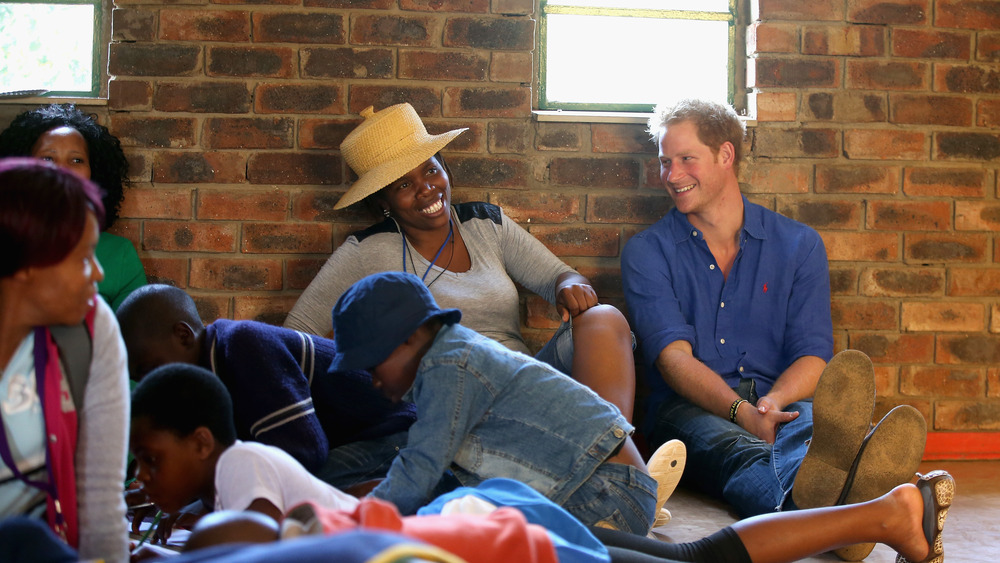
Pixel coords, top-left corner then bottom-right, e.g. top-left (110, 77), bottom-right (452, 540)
top-left (382, 208), bottom-right (391, 218)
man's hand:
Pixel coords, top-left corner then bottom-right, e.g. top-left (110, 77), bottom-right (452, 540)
top-left (735, 401), bottom-right (799, 443)
top-left (555, 282), bottom-right (598, 322)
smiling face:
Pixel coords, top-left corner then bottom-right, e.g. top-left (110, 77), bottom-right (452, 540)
top-left (130, 418), bottom-right (212, 513)
top-left (657, 120), bottom-right (737, 219)
top-left (21, 212), bottom-right (104, 326)
top-left (378, 157), bottom-right (451, 232)
top-left (30, 126), bottom-right (91, 181)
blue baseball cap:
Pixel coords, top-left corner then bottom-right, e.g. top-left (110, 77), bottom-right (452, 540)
top-left (328, 271), bottom-right (462, 373)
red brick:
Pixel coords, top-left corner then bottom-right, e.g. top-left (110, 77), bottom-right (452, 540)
top-left (754, 127), bottom-right (839, 158)
top-left (934, 400), bottom-right (1000, 430)
top-left (348, 86), bottom-right (442, 116)
top-left (845, 129), bottom-right (927, 160)
top-left (747, 22), bottom-right (800, 54)
top-left (525, 295), bottom-right (561, 329)
top-left (206, 47), bottom-right (295, 78)
top-left (399, 51), bottom-right (489, 81)
top-left (248, 153), bottom-right (341, 186)
top-left (233, 296), bottom-right (301, 325)
top-left (189, 258), bottom-right (283, 290)
top-left (956, 201), bottom-right (1000, 231)
top-left (489, 193), bottom-right (581, 224)
top-left (425, 121), bottom-right (483, 152)
top-left (860, 267), bottom-right (946, 297)
top-left (119, 188), bottom-right (193, 219)
top-left (592, 124), bottom-right (656, 154)
top-left (936, 0), bottom-right (1000, 30)
top-left (755, 0), bottom-right (845, 20)
top-left (742, 163), bottom-right (811, 194)
top-left (112, 7), bottom-right (156, 41)
top-left (204, 118), bottom-right (294, 149)
top-left (901, 366), bottom-right (985, 398)
top-left (990, 366), bottom-right (1000, 396)
top-left (443, 87), bottom-right (530, 118)
top-left (242, 223), bottom-right (333, 254)
top-left (816, 165), bottom-right (900, 194)
top-left (822, 232), bottom-right (899, 262)
top-left (143, 257), bottom-right (189, 288)
top-left (749, 57), bottom-right (839, 88)
top-left (850, 332), bottom-right (935, 363)
top-left (572, 264), bottom-right (627, 298)
top-left (803, 25), bottom-right (885, 56)
top-left (488, 122), bottom-right (530, 154)
top-left (867, 200), bottom-right (951, 231)
top-left (304, 0), bottom-right (391, 7)
top-left (831, 298), bottom-right (898, 329)
top-left (874, 365), bottom-right (898, 397)
top-left (948, 268), bottom-right (1000, 296)
top-left (903, 166), bottom-right (986, 197)
top-left (287, 258), bottom-right (328, 290)
top-left (934, 131), bottom-right (1000, 161)
top-left (750, 92), bottom-right (797, 122)
top-left (890, 94), bottom-right (972, 126)
top-left (905, 234), bottom-right (988, 263)
top-left (350, 14), bottom-right (437, 46)
top-left (800, 91), bottom-right (887, 123)
top-left (903, 301), bottom-right (985, 331)
top-left (111, 116), bottom-right (196, 149)
top-left (154, 82), bottom-right (251, 113)
top-left (143, 221), bottom-right (238, 252)
top-left (193, 296), bottom-right (230, 325)
top-left (976, 32), bottom-right (1000, 62)
top-left (936, 334), bottom-right (1000, 364)
top-left (935, 64), bottom-right (1000, 94)
top-left (992, 304), bottom-right (1000, 334)
top-left (443, 17), bottom-right (534, 50)
top-left (548, 157), bottom-right (641, 189)
top-left (977, 99), bottom-right (1000, 127)
top-left (846, 60), bottom-right (928, 90)
top-left (108, 79), bottom-right (152, 110)
top-left (109, 44), bottom-right (201, 77)
top-left (535, 123), bottom-right (582, 151)
top-left (777, 199), bottom-right (862, 230)
top-left (254, 83), bottom-right (345, 114)
top-left (401, 0), bottom-right (488, 11)
top-left (299, 118), bottom-right (361, 150)
top-left (197, 190), bottom-right (289, 221)
top-left (291, 190), bottom-right (359, 223)
top-left (107, 219), bottom-right (142, 249)
top-left (302, 47), bottom-right (394, 79)
top-left (160, 10), bottom-right (250, 42)
top-left (493, 0), bottom-right (532, 15)
top-left (447, 156), bottom-right (529, 188)
top-left (528, 225), bottom-right (620, 257)
top-left (252, 12), bottom-right (345, 44)
top-left (153, 152), bottom-right (247, 184)
top-left (585, 195), bottom-right (673, 224)
top-left (892, 28), bottom-right (971, 59)
top-left (490, 52), bottom-right (532, 82)
top-left (848, 0), bottom-right (930, 24)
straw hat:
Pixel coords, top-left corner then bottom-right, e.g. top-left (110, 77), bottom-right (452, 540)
top-left (334, 103), bottom-right (467, 210)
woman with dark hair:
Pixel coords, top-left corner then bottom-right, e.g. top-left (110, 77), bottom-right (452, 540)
top-left (0, 103), bottom-right (146, 310)
top-left (0, 158), bottom-right (129, 562)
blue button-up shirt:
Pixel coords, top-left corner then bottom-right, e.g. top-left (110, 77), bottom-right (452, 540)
top-left (370, 323), bottom-right (632, 515)
top-left (622, 197), bottom-right (833, 431)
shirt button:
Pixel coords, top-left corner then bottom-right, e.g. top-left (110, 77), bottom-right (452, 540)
top-left (50, 434), bottom-right (57, 443)
top-left (613, 428), bottom-right (625, 439)
top-left (739, 366), bottom-right (744, 372)
top-left (709, 264), bottom-right (716, 270)
top-left (720, 338), bottom-right (726, 344)
top-left (692, 230), bottom-right (698, 237)
top-left (720, 302), bottom-right (725, 308)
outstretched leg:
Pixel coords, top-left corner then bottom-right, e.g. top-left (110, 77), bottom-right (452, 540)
top-left (569, 304), bottom-right (636, 421)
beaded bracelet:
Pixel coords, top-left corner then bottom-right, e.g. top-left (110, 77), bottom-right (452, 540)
top-left (729, 398), bottom-right (748, 423)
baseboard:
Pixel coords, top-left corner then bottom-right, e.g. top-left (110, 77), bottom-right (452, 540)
top-left (924, 431), bottom-right (1000, 460)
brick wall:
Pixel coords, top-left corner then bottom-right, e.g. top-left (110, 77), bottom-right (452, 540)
top-left (1, 0), bottom-right (997, 436)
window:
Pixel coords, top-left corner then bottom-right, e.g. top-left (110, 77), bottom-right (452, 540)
top-left (539, 0), bottom-right (739, 113)
top-left (0, 0), bottom-right (103, 97)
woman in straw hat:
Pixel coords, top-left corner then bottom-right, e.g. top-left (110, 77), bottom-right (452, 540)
top-left (284, 103), bottom-right (638, 422)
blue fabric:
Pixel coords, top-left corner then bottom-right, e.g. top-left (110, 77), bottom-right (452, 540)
top-left (649, 395), bottom-right (814, 518)
top-left (0, 517), bottom-right (77, 563)
top-left (419, 478), bottom-right (611, 563)
top-left (172, 531), bottom-right (444, 563)
top-left (622, 196), bottom-right (834, 432)
top-left (370, 324), bottom-right (650, 534)
top-left (533, 319), bottom-right (574, 375)
top-left (204, 320), bottom-right (416, 473)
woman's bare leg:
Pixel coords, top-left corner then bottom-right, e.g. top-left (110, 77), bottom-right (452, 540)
top-left (570, 304), bottom-right (636, 422)
top-left (733, 484), bottom-right (930, 563)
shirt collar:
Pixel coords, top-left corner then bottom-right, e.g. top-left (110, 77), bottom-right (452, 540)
top-left (669, 195), bottom-right (767, 243)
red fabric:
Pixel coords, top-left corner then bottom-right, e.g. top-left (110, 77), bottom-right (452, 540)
top-left (295, 497), bottom-right (558, 563)
top-left (37, 307), bottom-right (94, 548)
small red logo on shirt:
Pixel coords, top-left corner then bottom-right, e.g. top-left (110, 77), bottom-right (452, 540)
top-left (763, 283), bottom-right (768, 293)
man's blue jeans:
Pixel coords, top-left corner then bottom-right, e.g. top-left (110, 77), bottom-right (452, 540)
top-left (648, 395), bottom-right (813, 518)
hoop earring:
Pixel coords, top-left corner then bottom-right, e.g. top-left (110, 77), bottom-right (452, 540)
top-left (382, 208), bottom-right (391, 218)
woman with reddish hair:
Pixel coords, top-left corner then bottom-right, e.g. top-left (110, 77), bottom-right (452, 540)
top-left (0, 158), bottom-right (129, 562)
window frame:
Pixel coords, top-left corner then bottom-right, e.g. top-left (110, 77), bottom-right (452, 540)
top-left (0, 0), bottom-right (106, 98)
top-left (537, 0), bottom-right (740, 114)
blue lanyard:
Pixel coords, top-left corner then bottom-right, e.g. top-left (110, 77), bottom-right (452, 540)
top-left (401, 217), bottom-right (454, 283)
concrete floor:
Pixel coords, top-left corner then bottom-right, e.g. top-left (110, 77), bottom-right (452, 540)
top-left (650, 460), bottom-right (998, 562)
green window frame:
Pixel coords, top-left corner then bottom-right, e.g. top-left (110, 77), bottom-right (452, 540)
top-left (539, 0), bottom-right (738, 113)
top-left (0, 0), bottom-right (104, 98)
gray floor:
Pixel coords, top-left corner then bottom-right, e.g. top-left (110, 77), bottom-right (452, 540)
top-left (649, 460), bottom-right (998, 562)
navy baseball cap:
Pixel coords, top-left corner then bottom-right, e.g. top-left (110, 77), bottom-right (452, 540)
top-left (328, 271), bottom-right (462, 373)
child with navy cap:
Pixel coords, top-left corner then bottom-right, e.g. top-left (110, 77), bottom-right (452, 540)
top-left (329, 271), bottom-right (659, 535)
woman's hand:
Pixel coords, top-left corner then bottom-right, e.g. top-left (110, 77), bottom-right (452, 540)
top-left (555, 280), bottom-right (599, 322)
